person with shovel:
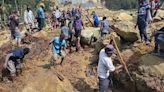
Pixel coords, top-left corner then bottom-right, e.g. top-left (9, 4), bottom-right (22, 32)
top-left (97, 44), bottom-right (122, 92)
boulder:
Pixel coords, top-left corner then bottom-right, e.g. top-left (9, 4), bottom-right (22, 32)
top-left (22, 70), bottom-right (75, 92)
top-left (139, 54), bottom-right (164, 76)
top-left (153, 10), bottom-right (164, 22)
top-left (94, 32), bottom-right (121, 54)
top-left (114, 12), bottom-right (133, 21)
top-left (80, 27), bottom-right (100, 46)
top-left (112, 21), bottom-right (139, 42)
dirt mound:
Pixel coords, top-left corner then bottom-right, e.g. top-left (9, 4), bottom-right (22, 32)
top-left (22, 70), bottom-right (75, 92)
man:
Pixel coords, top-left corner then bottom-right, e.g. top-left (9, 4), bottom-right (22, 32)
top-left (100, 16), bottom-right (110, 37)
top-left (36, 4), bottom-right (45, 31)
top-left (53, 6), bottom-right (61, 21)
top-left (24, 6), bottom-right (35, 33)
top-left (135, 0), bottom-right (151, 44)
top-left (73, 15), bottom-right (85, 51)
top-left (8, 11), bottom-right (21, 47)
top-left (61, 23), bottom-right (70, 42)
top-left (3, 48), bottom-right (30, 81)
top-left (49, 34), bottom-right (67, 65)
top-left (97, 45), bottom-right (122, 92)
top-left (92, 11), bottom-right (99, 27)
top-left (152, 27), bottom-right (164, 54)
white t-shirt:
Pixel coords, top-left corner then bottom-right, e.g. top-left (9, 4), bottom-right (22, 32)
top-left (97, 48), bottom-right (115, 79)
top-left (24, 10), bottom-right (34, 24)
top-left (54, 10), bottom-right (61, 19)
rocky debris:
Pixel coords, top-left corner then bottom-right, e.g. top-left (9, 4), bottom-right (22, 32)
top-left (153, 10), bottom-right (164, 22)
top-left (139, 54), bottom-right (164, 76)
top-left (80, 27), bottom-right (100, 46)
top-left (112, 21), bottom-right (139, 42)
top-left (114, 12), bottom-right (133, 21)
top-left (22, 70), bottom-right (75, 92)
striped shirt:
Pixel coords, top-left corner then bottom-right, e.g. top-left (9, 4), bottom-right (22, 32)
top-left (138, 1), bottom-right (151, 16)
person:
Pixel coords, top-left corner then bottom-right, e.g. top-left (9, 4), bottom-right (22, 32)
top-left (77, 5), bottom-right (82, 18)
top-left (36, 4), bottom-right (45, 31)
top-left (61, 23), bottom-right (70, 43)
top-left (54, 6), bottom-right (61, 21)
top-left (24, 6), bottom-right (35, 33)
top-left (100, 16), bottom-right (110, 37)
top-left (135, 0), bottom-right (151, 44)
top-left (60, 10), bottom-right (67, 27)
top-left (73, 15), bottom-right (85, 51)
top-left (152, 27), bottom-right (164, 54)
top-left (150, 0), bottom-right (161, 17)
top-left (3, 48), bottom-right (30, 81)
top-left (92, 11), bottom-right (99, 27)
top-left (97, 45), bottom-right (122, 92)
top-left (71, 8), bottom-right (76, 18)
top-left (49, 34), bottom-right (67, 65)
top-left (8, 11), bottom-right (21, 47)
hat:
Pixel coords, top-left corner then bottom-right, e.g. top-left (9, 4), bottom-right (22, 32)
top-left (105, 45), bottom-right (114, 54)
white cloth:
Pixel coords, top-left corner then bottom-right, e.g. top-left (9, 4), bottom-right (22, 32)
top-left (54, 10), bottom-right (61, 19)
top-left (24, 10), bottom-right (34, 24)
top-left (97, 48), bottom-right (115, 79)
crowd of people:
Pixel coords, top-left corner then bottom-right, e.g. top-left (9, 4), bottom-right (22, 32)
top-left (2, 0), bottom-right (164, 92)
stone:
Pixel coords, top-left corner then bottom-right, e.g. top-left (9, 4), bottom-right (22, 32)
top-left (22, 70), bottom-right (75, 92)
top-left (80, 27), bottom-right (100, 46)
top-left (112, 21), bottom-right (139, 42)
top-left (153, 10), bottom-right (164, 22)
top-left (114, 12), bottom-right (133, 21)
top-left (139, 54), bottom-right (164, 76)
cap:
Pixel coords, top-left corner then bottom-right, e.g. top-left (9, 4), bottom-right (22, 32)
top-left (105, 45), bottom-right (114, 54)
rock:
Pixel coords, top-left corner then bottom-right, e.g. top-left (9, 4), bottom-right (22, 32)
top-left (22, 70), bottom-right (75, 92)
top-left (94, 32), bottom-right (121, 54)
top-left (112, 21), bottom-right (139, 42)
top-left (153, 10), bottom-right (164, 22)
top-left (114, 12), bottom-right (133, 21)
top-left (139, 54), bottom-right (164, 76)
top-left (80, 27), bottom-right (100, 46)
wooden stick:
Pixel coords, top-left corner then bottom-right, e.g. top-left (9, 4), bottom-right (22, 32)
top-left (111, 34), bottom-right (134, 81)
top-left (86, 15), bottom-right (94, 27)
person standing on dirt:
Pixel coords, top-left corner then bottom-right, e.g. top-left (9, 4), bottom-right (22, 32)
top-left (73, 15), bottom-right (85, 51)
top-left (97, 45), bottom-right (122, 92)
top-left (54, 6), bottom-right (61, 22)
top-left (49, 33), bottom-right (67, 65)
top-left (36, 4), bottom-right (45, 31)
top-left (24, 5), bottom-right (35, 33)
top-left (3, 48), bottom-right (30, 82)
top-left (135, 0), bottom-right (151, 45)
top-left (152, 27), bottom-right (164, 54)
top-left (100, 16), bottom-right (110, 37)
top-left (92, 11), bottom-right (99, 27)
top-left (8, 11), bottom-right (21, 47)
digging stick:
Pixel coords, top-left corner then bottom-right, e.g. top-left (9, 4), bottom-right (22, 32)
top-left (111, 34), bottom-right (134, 81)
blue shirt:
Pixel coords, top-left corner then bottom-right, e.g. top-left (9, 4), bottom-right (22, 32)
top-left (50, 37), bottom-right (66, 54)
top-left (10, 48), bottom-right (24, 59)
top-left (93, 13), bottom-right (99, 24)
top-left (36, 7), bottom-right (45, 18)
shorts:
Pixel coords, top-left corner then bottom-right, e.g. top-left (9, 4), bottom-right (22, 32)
top-left (74, 29), bottom-right (82, 39)
top-left (50, 50), bottom-right (65, 64)
top-left (7, 60), bottom-right (22, 76)
top-left (14, 27), bottom-right (21, 39)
